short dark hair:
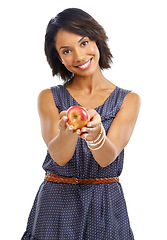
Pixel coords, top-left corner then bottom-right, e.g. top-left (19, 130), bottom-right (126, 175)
top-left (44, 8), bottom-right (113, 82)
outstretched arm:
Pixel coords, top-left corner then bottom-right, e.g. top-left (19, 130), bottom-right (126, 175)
top-left (80, 92), bottom-right (141, 167)
top-left (38, 89), bottom-right (80, 166)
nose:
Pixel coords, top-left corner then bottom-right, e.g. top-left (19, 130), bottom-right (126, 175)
top-left (74, 48), bottom-right (85, 63)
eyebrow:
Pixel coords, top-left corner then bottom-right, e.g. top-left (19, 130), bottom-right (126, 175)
top-left (59, 36), bottom-right (86, 50)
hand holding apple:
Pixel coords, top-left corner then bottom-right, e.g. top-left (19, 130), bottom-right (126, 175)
top-left (79, 109), bottom-right (102, 141)
top-left (66, 106), bottom-right (90, 130)
top-left (58, 111), bottom-right (80, 137)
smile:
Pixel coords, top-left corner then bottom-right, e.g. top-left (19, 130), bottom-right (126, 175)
top-left (76, 58), bottom-right (92, 70)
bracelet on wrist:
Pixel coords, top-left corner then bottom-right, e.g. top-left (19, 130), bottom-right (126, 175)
top-left (87, 125), bottom-right (105, 146)
top-left (86, 122), bottom-right (102, 144)
top-left (87, 135), bottom-right (106, 151)
top-left (86, 124), bottom-right (106, 150)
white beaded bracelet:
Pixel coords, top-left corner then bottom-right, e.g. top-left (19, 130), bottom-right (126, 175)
top-left (87, 135), bottom-right (106, 151)
top-left (87, 125), bottom-right (105, 146)
top-left (86, 124), bottom-right (106, 150)
top-left (86, 122), bottom-right (102, 144)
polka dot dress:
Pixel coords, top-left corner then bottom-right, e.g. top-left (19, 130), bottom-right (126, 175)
top-left (21, 84), bottom-right (134, 240)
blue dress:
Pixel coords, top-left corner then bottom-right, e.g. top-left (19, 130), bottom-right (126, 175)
top-left (22, 84), bottom-right (134, 240)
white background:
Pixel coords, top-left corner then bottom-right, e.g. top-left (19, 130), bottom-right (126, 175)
top-left (0, 0), bottom-right (167, 239)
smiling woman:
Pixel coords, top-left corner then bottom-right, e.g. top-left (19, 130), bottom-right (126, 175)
top-left (44, 8), bottom-right (112, 81)
top-left (55, 30), bottom-right (100, 77)
top-left (21, 7), bottom-right (140, 240)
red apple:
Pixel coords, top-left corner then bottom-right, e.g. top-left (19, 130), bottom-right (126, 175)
top-left (66, 106), bottom-right (90, 130)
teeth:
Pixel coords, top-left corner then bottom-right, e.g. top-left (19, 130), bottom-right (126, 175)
top-left (78, 60), bottom-right (91, 69)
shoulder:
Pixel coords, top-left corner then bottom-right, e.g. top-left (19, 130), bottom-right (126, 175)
top-left (123, 91), bottom-right (141, 107)
top-left (38, 84), bottom-right (63, 99)
top-left (38, 84), bottom-right (63, 104)
top-left (38, 88), bottom-right (58, 116)
top-left (38, 88), bottom-right (52, 98)
top-left (121, 91), bottom-right (141, 116)
top-left (38, 88), bottom-right (53, 107)
top-left (38, 85), bottom-right (63, 99)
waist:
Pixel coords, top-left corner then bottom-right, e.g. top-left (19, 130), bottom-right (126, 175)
top-left (45, 173), bottom-right (119, 185)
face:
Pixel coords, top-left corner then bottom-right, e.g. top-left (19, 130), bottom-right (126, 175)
top-left (55, 29), bottom-right (100, 77)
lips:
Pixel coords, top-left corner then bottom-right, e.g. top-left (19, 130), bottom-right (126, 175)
top-left (76, 58), bottom-right (92, 70)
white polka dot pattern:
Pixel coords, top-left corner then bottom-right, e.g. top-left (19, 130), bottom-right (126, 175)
top-left (21, 85), bottom-right (134, 240)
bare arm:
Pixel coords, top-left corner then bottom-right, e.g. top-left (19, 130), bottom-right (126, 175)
top-left (81, 92), bottom-right (141, 167)
top-left (38, 89), bottom-right (80, 166)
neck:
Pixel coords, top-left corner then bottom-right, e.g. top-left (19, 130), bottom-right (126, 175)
top-left (68, 67), bottom-right (107, 93)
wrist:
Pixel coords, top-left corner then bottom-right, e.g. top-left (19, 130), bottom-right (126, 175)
top-left (86, 123), bottom-right (106, 151)
top-left (86, 123), bottom-right (102, 143)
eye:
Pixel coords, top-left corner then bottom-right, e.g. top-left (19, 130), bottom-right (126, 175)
top-left (63, 49), bottom-right (71, 55)
top-left (81, 41), bottom-right (88, 47)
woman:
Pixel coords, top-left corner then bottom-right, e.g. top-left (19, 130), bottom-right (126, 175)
top-left (22, 8), bottom-right (140, 240)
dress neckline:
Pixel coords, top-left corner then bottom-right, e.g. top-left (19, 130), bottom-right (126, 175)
top-left (63, 84), bottom-right (118, 110)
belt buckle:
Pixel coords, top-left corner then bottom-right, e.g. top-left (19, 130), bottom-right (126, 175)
top-left (72, 177), bottom-right (79, 184)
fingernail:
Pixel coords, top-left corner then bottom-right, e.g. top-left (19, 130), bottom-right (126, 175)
top-left (87, 123), bottom-right (91, 127)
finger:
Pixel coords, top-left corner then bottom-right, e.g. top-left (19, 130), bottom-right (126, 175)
top-left (59, 111), bottom-right (67, 119)
top-left (87, 119), bottom-right (101, 128)
top-left (66, 121), bottom-right (70, 128)
top-left (66, 124), bottom-right (74, 133)
top-left (87, 109), bottom-right (96, 119)
top-left (59, 116), bottom-right (68, 129)
top-left (66, 127), bottom-right (81, 136)
top-left (81, 127), bottom-right (89, 133)
top-left (87, 109), bottom-right (101, 128)
top-left (65, 123), bottom-right (81, 135)
top-left (76, 129), bottom-right (81, 135)
top-left (72, 129), bottom-right (81, 137)
top-left (62, 116), bottom-right (68, 123)
top-left (80, 133), bottom-right (89, 140)
top-left (80, 126), bottom-right (95, 140)
top-left (83, 123), bottom-right (102, 141)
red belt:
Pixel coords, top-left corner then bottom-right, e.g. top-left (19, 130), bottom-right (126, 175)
top-left (45, 173), bottom-right (119, 185)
